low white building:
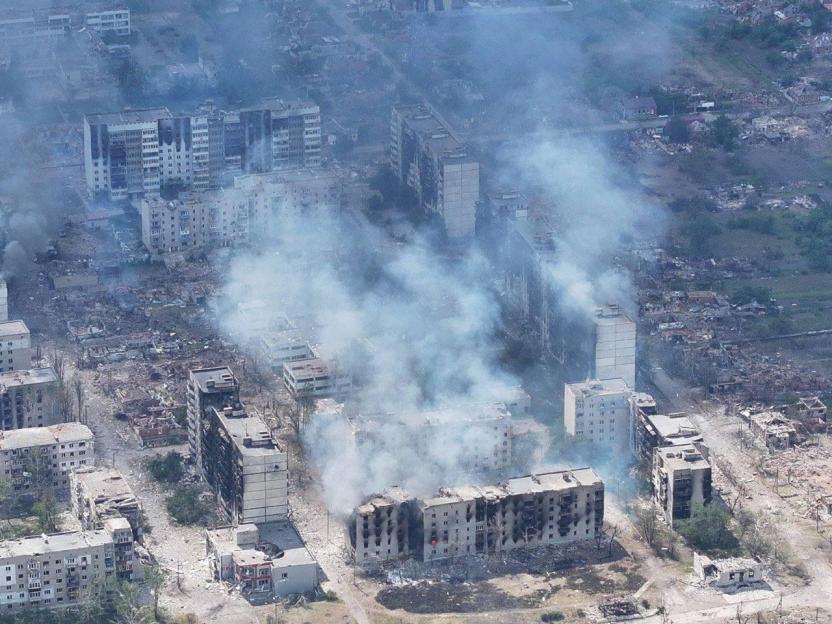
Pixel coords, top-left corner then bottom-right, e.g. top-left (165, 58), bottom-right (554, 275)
top-left (564, 378), bottom-right (633, 453)
top-left (206, 523), bottom-right (317, 601)
top-left (694, 552), bottom-right (763, 590)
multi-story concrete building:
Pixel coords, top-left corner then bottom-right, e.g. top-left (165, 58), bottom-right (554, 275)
top-left (652, 443), bottom-right (712, 526)
top-left (70, 467), bottom-right (142, 541)
top-left (350, 468), bottom-right (604, 565)
top-left (283, 358), bottom-right (351, 399)
top-left (201, 405), bottom-right (288, 524)
top-left (350, 402), bottom-right (513, 473)
top-left (0, 423), bottom-right (94, 500)
top-left (187, 367), bottom-right (240, 465)
top-left (139, 192), bottom-right (253, 258)
top-left (0, 320), bottom-right (33, 373)
top-left (0, 529), bottom-right (117, 611)
top-left (594, 305), bottom-right (636, 388)
top-left (84, 6), bottom-right (131, 36)
top-left (633, 411), bottom-right (702, 465)
top-left (0, 8), bottom-right (71, 44)
top-left (0, 280), bottom-right (7, 322)
top-left (563, 378), bottom-right (632, 453)
top-left (240, 99), bottom-right (322, 173)
top-left (191, 113), bottom-right (226, 191)
top-left (84, 109), bottom-right (168, 201)
top-left (0, 368), bottom-right (61, 431)
top-left (390, 104), bottom-right (479, 239)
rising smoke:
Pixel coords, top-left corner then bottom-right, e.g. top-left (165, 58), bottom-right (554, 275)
top-left (214, 3), bottom-right (674, 511)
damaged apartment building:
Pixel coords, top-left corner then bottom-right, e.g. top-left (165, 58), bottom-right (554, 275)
top-left (83, 99), bottom-right (321, 201)
top-left (0, 423), bottom-right (94, 499)
top-left (69, 467), bottom-right (142, 581)
top-left (390, 103), bottom-right (479, 239)
top-left (188, 367), bottom-right (288, 524)
top-left (349, 468), bottom-right (604, 565)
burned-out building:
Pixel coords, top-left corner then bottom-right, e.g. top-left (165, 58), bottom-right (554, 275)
top-left (349, 468), bottom-right (604, 565)
top-left (749, 411), bottom-right (797, 451)
top-left (694, 553), bottom-right (763, 590)
top-left (69, 467), bottom-right (142, 581)
top-left (201, 405), bottom-right (288, 525)
top-left (282, 358), bottom-right (351, 400)
top-left (652, 443), bottom-right (712, 526)
top-left (633, 411), bottom-right (703, 465)
top-left (390, 104), bottom-right (479, 239)
top-left (187, 367), bottom-right (240, 468)
top-left (0, 368), bottom-right (62, 431)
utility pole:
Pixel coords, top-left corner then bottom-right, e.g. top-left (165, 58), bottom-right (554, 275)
top-left (177, 560), bottom-right (182, 590)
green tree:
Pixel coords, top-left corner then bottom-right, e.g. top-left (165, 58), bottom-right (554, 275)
top-left (146, 451), bottom-right (184, 485)
top-left (142, 565), bottom-right (166, 620)
top-left (676, 503), bottom-right (739, 552)
top-left (731, 285), bottom-right (772, 305)
top-left (711, 115), bottom-right (739, 150)
top-left (166, 486), bottom-right (209, 525)
top-left (664, 116), bottom-right (690, 144)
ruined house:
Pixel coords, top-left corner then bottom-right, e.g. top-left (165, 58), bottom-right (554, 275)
top-left (694, 552), bottom-right (763, 590)
top-left (749, 411), bottom-right (797, 451)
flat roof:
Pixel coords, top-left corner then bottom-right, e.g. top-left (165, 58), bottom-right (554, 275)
top-left (0, 367), bottom-right (57, 390)
top-left (0, 320), bottom-right (28, 336)
top-left (657, 443), bottom-right (710, 470)
top-left (567, 378), bottom-right (631, 397)
top-left (85, 108), bottom-right (170, 125)
top-left (72, 467), bottom-right (137, 505)
top-left (644, 413), bottom-right (701, 442)
top-left (215, 408), bottom-right (282, 457)
top-left (190, 366), bottom-right (237, 392)
top-left (0, 529), bottom-right (112, 559)
top-left (0, 422), bottom-right (93, 451)
top-left (506, 467), bottom-right (603, 495)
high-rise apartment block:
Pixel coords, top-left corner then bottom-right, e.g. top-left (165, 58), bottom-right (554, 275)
top-left (84, 100), bottom-right (322, 201)
top-left (0, 423), bottom-right (94, 499)
top-left (390, 104), bottom-right (479, 239)
top-left (201, 405), bottom-right (288, 524)
top-left (652, 443), bottom-right (712, 526)
top-left (187, 367), bottom-right (288, 524)
top-left (594, 305), bottom-right (636, 388)
top-left (350, 468), bottom-right (604, 565)
top-left (0, 281), bottom-right (7, 322)
top-left (563, 378), bottom-right (632, 453)
top-left (187, 367), bottom-right (240, 464)
top-left (0, 368), bottom-right (61, 430)
top-left (0, 320), bottom-right (33, 373)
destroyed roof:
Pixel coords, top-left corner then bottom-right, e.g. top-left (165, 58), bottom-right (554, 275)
top-left (73, 467), bottom-right (139, 510)
top-left (0, 422), bottom-right (93, 451)
top-left (214, 406), bottom-right (283, 456)
top-left (85, 108), bottom-right (171, 125)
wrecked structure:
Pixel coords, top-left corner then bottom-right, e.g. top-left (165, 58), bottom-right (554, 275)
top-left (201, 404), bottom-right (288, 525)
top-left (748, 410), bottom-right (798, 451)
top-left (0, 368), bottom-right (62, 430)
top-left (187, 366), bottom-right (240, 466)
top-left (282, 358), bottom-right (351, 399)
top-left (390, 103), bottom-right (479, 239)
top-left (206, 523), bottom-right (317, 601)
top-left (694, 552), bottom-right (763, 590)
top-left (349, 468), bottom-right (604, 565)
top-left (652, 443), bottom-right (712, 526)
top-left (69, 467), bottom-right (142, 581)
top-left (633, 409), bottom-right (703, 465)
top-left (0, 423), bottom-right (94, 499)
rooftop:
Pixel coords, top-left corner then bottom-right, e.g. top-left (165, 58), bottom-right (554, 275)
top-left (657, 443), bottom-right (710, 471)
top-left (0, 529), bottom-right (112, 559)
top-left (214, 407), bottom-right (282, 457)
top-left (73, 466), bottom-right (138, 510)
top-left (85, 108), bottom-right (171, 125)
top-left (644, 412), bottom-right (702, 443)
top-left (506, 467), bottom-right (603, 495)
top-left (190, 366), bottom-right (238, 392)
top-left (594, 304), bottom-right (635, 326)
top-left (567, 378), bottom-right (631, 397)
top-left (0, 319), bottom-right (28, 337)
top-left (0, 367), bottom-right (58, 390)
top-left (0, 422), bottom-right (93, 451)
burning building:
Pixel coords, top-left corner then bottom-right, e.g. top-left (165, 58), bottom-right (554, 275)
top-left (349, 468), bottom-right (605, 565)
